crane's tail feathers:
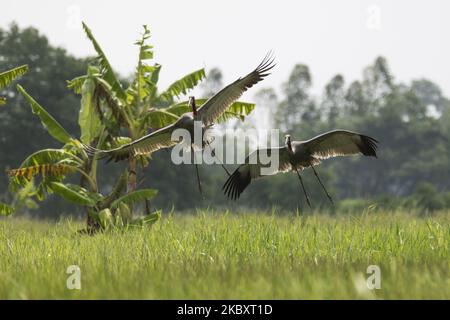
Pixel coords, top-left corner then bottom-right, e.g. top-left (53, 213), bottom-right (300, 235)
top-left (222, 167), bottom-right (251, 200)
top-left (359, 135), bottom-right (379, 158)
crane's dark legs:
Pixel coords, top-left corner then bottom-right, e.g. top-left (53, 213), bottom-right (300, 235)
top-left (191, 145), bottom-right (204, 198)
top-left (311, 166), bottom-right (334, 205)
top-left (296, 169), bottom-right (311, 208)
top-left (205, 140), bottom-right (230, 176)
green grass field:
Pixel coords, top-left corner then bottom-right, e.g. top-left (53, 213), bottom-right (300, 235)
top-left (0, 210), bottom-right (448, 299)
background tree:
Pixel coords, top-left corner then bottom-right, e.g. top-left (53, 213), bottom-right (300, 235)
top-left (321, 74), bottom-right (345, 125)
top-left (200, 68), bottom-right (223, 97)
top-left (344, 81), bottom-right (367, 117)
top-left (275, 64), bottom-right (316, 131)
top-left (252, 88), bottom-right (279, 129)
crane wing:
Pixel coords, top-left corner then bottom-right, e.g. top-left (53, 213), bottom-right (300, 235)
top-left (303, 130), bottom-right (378, 160)
top-left (223, 147), bottom-right (291, 200)
top-left (197, 53), bottom-right (275, 126)
top-left (85, 124), bottom-right (178, 162)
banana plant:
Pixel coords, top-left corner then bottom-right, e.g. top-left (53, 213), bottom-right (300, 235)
top-left (66, 23), bottom-right (254, 208)
top-left (0, 64), bottom-right (28, 216)
top-left (7, 85), bottom-right (159, 232)
top-left (0, 65), bottom-right (28, 106)
top-left (6, 24), bottom-right (254, 230)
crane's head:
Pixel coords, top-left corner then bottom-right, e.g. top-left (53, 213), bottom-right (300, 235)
top-left (285, 134), bottom-right (292, 151)
top-left (188, 96), bottom-right (197, 116)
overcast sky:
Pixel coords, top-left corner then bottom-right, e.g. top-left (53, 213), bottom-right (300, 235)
top-left (2, 0), bottom-right (450, 99)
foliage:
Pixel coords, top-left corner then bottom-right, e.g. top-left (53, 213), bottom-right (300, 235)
top-left (49, 182), bottom-right (101, 207)
top-left (92, 206), bottom-right (161, 230)
top-left (0, 64), bottom-right (28, 105)
top-left (78, 68), bottom-right (102, 144)
top-left (0, 62), bottom-right (28, 214)
top-left (165, 99), bottom-right (255, 122)
top-left (159, 68), bottom-right (206, 102)
top-left (110, 189), bottom-right (158, 209)
top-left (0, 65), bottom-right (28, 89)
top-left (17, 85), bottom-right (72, 144)
top-left (81, 23), bottom-right (126, 100)
top-left (0, 203), bottom-right (14, 216)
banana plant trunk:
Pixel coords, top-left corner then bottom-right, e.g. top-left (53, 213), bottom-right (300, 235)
top-left (127, 157), bottom-right (138, 214)
top-left (81, 158), bottom-right (100, 233)
top-left (86, 209), bottom-right (98, 234)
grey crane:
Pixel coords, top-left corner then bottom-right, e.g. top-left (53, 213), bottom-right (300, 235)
top-left (85, 53), bottom-right (275, 194)
top-left (223, 130), bottom-right (378, 205)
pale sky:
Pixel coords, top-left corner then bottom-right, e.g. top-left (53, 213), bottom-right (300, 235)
top-left (2, 0), bottom-right (450, 99)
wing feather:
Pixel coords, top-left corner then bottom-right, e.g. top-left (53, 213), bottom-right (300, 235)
top-left (222, 147), bottom-right (291, 200)
top-left (303, 130), bottom-right (378, 160)
top-left (198, 53), bottom-right (275, 126)
top-left (85, 124), bottom-right (178, 162)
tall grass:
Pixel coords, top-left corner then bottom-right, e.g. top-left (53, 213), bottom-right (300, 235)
top-left (0, 210), bottom-right (448, 299)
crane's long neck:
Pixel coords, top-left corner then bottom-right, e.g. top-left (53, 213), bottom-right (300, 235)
top-left (286, 138), bottom-right (293, 152)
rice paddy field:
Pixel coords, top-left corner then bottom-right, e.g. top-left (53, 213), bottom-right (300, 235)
top-left (0, 210), bottom-right (448, 299)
